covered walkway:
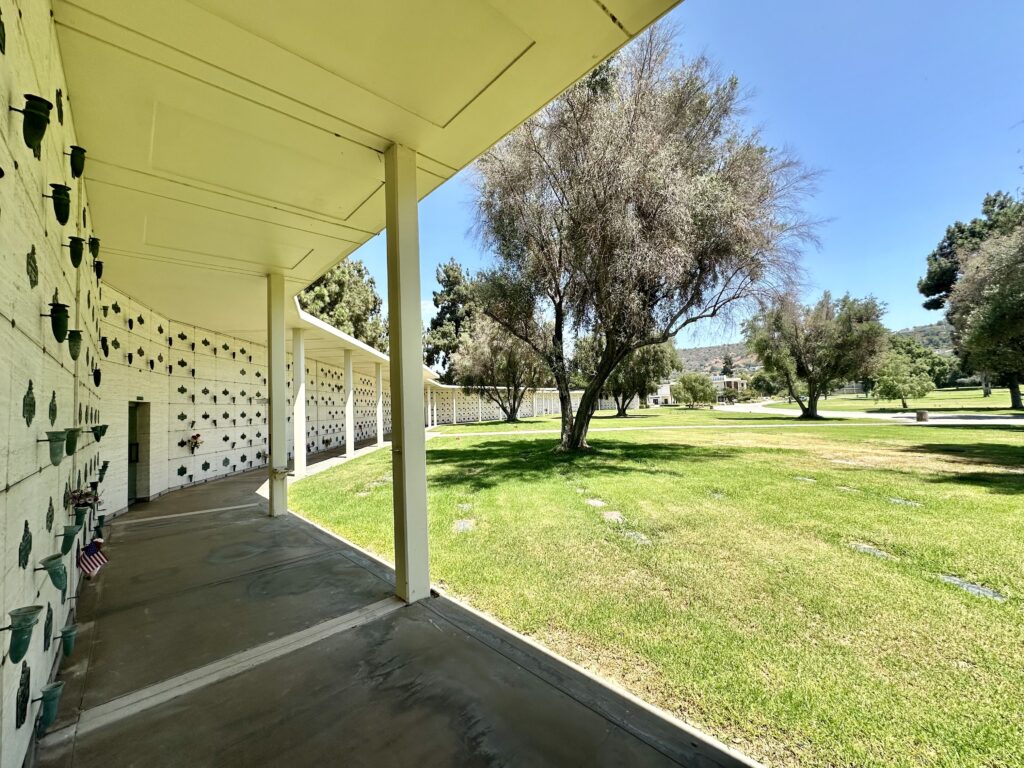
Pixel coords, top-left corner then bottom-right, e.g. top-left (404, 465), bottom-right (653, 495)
top-left (37, 469), bottom-right (750, 768)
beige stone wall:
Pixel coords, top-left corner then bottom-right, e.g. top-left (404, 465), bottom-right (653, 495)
top-left (0, 0), bottom-right (98, 761)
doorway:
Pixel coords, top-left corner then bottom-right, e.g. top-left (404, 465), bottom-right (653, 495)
top-left (127, 402), bottom-right (150, 505)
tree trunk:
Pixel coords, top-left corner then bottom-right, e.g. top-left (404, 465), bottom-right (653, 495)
top-left (614, 394), bottom-right (628, 417)
top-left (800, 383), bottom-right (820, 419)
top-left (901, 397), bottom-right (908, 409)
top-left (784, 373), bottom-right (810, 418)
top-left (1009, 374), bottom-right (1023, 410)
top-left (982, 373), bottom-right (992, 397)
top-left (561, 354), bottom-right (620, 451)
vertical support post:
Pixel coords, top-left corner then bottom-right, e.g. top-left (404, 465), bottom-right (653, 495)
top-left (532, 391), bottom-right (537, 418)
top-left (477, 396), bottom-right (482, 422)
top-left (266, 273), bottom-right (287, 516)
top-left (292, 328), bottom-right (307, 479)
top-left (344, 349), bottom-right (355, 457)
top-left (452, 392), bottom-right (458, 425)
top-left (375, 362), bottom-right (384, 446)
top-left (385, 143), bottom-right (430, 603)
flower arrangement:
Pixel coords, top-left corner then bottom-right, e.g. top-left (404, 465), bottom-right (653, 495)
top-left (187, 433), bottom-right (203, 454)
top-left (68, 488), bottom-right (99, 508)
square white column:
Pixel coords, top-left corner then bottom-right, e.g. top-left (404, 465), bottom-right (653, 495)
top-left (385, 143), bottom-right (430, 603)
top-left (344, 349), bottom-right (355, 457)
top-left (375, 362), bottom-right (384, 446)
top-left (292, 328), bottom-right (306, 478)
top-left (266, 272), bottom-right (287, 516)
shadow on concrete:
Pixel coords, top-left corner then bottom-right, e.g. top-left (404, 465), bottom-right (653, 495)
top-left (38, 467), bottom-right (754, 768)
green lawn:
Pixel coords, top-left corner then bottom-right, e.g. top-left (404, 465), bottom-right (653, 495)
top-left (768, 386), bottom-right (1020, 415)
top-left (290, 421), bottom-right (1024, 768)
top-left (430, 405), bottom-right (860, 433)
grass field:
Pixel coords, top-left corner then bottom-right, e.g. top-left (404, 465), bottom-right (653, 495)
top-left (429, 405), bottom-right (862, 434)
top-left (767, 386), bottom-right (1020, 415)
top-left (290, 421), bottom-right (1024, 768)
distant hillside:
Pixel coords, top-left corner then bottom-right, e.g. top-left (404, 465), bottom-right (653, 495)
top-left (678, 321), bottom-right (954, 374)
top-left (677, 342), bottom-right (758, 374)
top-left (895, 321), bottom-right (954, 353)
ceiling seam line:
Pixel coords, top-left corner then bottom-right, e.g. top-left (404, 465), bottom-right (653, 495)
top-left (88, 157), bottom-right (378, 234)
top-left (87, 177), bottom-right (373, 242)
top-left (55, 15), bottom-right (460, 175)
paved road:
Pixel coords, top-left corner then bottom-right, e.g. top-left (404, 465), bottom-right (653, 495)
top-left (717, 401), bottom-right (1024, 427)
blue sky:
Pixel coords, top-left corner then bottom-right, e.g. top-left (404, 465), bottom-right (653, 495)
top-left (355, 0), bottom-right (1024, 346)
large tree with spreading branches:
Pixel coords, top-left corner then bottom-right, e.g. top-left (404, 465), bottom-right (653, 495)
top-left (472, 26), bottom-right (815, 451)
top-left (453, 316), bottom-right (548, 422)
top-left (745, 292), bottom-right (887, 418)
top-left (604, 342), bottom-right (680, 416)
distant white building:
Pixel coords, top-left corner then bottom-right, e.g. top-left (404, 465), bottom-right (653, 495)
top-left (710, 374), bottom-right (747, 392)
top-left (649, 382), bottom-right (674, 406)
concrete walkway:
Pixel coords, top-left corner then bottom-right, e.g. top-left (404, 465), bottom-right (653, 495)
top-left (38, 467), bottom-right (755, 768)
top-left (718, 401), bottom-right (1024, 426)
top-left (429, 404), bottom-right (1022, 439)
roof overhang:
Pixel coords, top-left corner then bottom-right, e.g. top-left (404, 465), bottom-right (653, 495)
top-left (291, 299), bottom-right (436, 383)
top-left (54, 0), bottom-right (681, 342)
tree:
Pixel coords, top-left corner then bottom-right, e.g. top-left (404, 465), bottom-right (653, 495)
top-left (918, 192), bottom-right (1024, 310)
top-left (604, 342), bottom-right (679, 416)
top-left (453, 316), bottom-right (548, 422)
top-left (424, 258), bottom-right (477, 383)
top-left (918, 192), bottom-right (1024, 405)
top-left (873, 349), bottom-right (934, 408)
top-left (473, 26), bottom-right (814, 451)
top-left (748, 370), bottom-right (781, 397)
top-left (298, 259), bottom-right (388, 350)
top-left (948, 227), bottom-right (1024, 409)
top-left (672, 373), bottom-right (716, 408)
top-left (888, 334), bottom-right (955, 389)
top-left (745, 292), bottom-right (887, 418)
top-left (721, 354), bottom-right (735, 376)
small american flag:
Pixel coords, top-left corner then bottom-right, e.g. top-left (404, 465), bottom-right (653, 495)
top-left (78, 539), bottom-right (108, 578)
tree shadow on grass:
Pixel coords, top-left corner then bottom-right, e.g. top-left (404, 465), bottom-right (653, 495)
top-left (901, 435), bottom-right (1024, 495)
top-left (902, 439), bottom-right (1024, 468)
top-left (427, 437), bottom-right (749, 493)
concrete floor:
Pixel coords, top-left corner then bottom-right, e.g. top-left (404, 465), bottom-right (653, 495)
top-left (37, 462), bottom-right (753, 768)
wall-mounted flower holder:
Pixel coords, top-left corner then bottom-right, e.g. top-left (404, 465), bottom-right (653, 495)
top-left (95, 514), bottom-right (106, 538)
top-left (43, 300), bottom-right (70, 343)
top-left (100, 336), bottom-right (109, 357)
top-left (67, 330), bottom-right (83, 361)
top-left (34, 681), bottom-right (65, 735)
top-left (73, 506), bottom-right (89, 527)
top-left (99, 460), bottom-right (109, 482)
top-left (91, 424), bottom-right (108, 441)
top-left (58, 524), bottom-right (82, 556)
top-left (35, 555), bottom-right (68, 591)
top-left (89, 481), bottom-right (99, 493)
top-left (93, 368), bottom-right (102, 387)
top-left (89, 236), bottom-right (101, 258)
top-left (64, 427), bottom-right (81, 456)
top-left (67, 145), bottom-right (87, 178)
top-left (58, 624), bottom-right (78, 657)
top-left (9, 94), bottom-right (52, 151)
top-left (41, 431), bottom-right (67, 467)
top-left (2, 606), bottom-right (44, 664)
top-left (44, 184), bottom-right (71, 226)
top-left (65, 236), bottom-right (85, 268)
top-left (93, 259), bottom-right (104, 281)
